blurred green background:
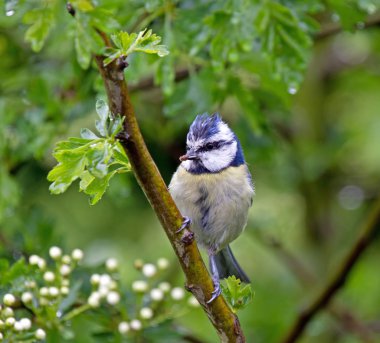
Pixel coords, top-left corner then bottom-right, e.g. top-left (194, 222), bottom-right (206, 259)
top-left (1, 0), bottom-right (380, 342)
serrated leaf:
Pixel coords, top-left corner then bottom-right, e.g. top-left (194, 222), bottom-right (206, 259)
top-left (79, 170), bottom-right (95, 191)
top-left (80, 128), bottom-right (99, 139)
top-left (95, 99), bottom-right (109, 121)
top-left (48, 102), bottom-right (131, 204)
top-left (104, 29), bottom-right (169, 66)
top-left (221, 276), bottom-right (253, 313)
top-left (47, 153), bottom-right (87, 194)
top-left (83, 170), bottom-right (117, 205)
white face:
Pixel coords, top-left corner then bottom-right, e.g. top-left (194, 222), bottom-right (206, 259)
top-left (182, 121), bottom-right (238, 173)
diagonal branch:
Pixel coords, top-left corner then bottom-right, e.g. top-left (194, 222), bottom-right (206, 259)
top-left (280, 198), bottom-right (380, 343)
top-left (93, 57), bottom-right (245, 342)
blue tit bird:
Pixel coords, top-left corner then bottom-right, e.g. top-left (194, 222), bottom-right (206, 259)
top-left (169, 113), bottom-right (254, 302)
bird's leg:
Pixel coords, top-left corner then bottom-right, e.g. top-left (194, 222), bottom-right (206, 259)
top-left (207, 249), bottom-right (221, 303)
top-left (176, 216), bottom-right (191, 233)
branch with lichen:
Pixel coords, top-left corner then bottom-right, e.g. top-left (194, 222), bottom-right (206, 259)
top-left (92, 48), bottom-right (246, 343)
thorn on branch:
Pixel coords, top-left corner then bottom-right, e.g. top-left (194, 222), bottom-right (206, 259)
top-left (181, 230), bottom-right (195, 245)
top-left (66, 2), bottom-right (75, 17)
top-left (116, 131), bottom-right (130, 144)
top-left (116, 57), bottom-right (129, 71)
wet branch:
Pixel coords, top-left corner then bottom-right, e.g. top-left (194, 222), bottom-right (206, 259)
top-left (280, 199), bottom-right (380, 343)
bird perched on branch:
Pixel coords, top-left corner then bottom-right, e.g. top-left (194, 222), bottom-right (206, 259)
top-left (169, 113), bottom-right (254, 302)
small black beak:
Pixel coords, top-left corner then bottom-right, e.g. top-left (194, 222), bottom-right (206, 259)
top-left (179, 153), bottom-right (197, 161)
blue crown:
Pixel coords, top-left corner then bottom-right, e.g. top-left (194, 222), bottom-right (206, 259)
top-left (188, 113), bottom-right (222, 141)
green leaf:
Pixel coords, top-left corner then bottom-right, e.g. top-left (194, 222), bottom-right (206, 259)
top-left (83, 170), bottom-right (118, 205)
top-left (23, 7), bottom-right (55, 52)
top-left (71, 0), bottom-right (94, 12)
top-left (81, 128), bottom-right (99, 139)
top-left (0, 258), bottom-right (29, 285)
top-left (48, 152), bottom-right (87, 194)
top-left (221, 276), bottom-right (253, 313)
top-left (104, 29), bottom-right (169, 66)
top-left (48, 102), bottom-right (130, 204)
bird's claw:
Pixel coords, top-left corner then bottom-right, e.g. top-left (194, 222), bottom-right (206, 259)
top-left (207, 281), bottom-right (221, 303)
top-left (176, 216), bottom-right (191, 233)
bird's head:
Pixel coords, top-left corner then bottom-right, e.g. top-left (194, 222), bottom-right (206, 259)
top-left (180, 113), bottom-right (244, 174)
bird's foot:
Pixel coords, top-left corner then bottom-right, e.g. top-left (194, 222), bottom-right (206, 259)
top-left (207, 279), bottom-right (221, 304)
top-left (176, 216), bottom-right (191, 233)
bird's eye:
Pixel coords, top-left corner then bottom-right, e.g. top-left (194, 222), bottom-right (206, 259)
top-left (205, 143), bottom-right (214, 151)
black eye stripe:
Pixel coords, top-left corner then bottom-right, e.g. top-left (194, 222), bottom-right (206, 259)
top-left (197, 140), bottom-right (233, 152)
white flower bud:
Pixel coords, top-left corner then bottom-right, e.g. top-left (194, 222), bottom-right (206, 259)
top-left (88, 292), bottom-right (101, 308)
top-left (25, 280), bottom-right (37, 289)
top-left (59, 265), bottom-right (71, 276)
top-left (3, 293), bottom-right (16, 306)
top-left (0, 332), bottom-right (3, 340)
top-left (105, 258), bottom-right (118, 271)
top-left (39, 297), bottom-right (49, 306)
top-left (71, 249), bottom-right (84, 261)
top-left (157, 258), bottom-right (169, 270)
top-left (187, 295), bottom-right (200, 307)
top-left (39, 287), bottom-right (49, 296)
top-left (90, 274), bottom-right (100, 285)
top-left (142, 264), bottom-right (157, 278)
top-left (158, 282), bottom-right (171, 293)
top-left (29, 255), bottom-right (40, 265)
top-left (140, 307), bottom-right (153, 319)
top-left (99, 274), bottom-right (112, 287)
top-left (3, 307), bottom-right (14, 317)
top-left (48, 287), bottom-right (59, 297)
top-left (61, 279), bottom-right (70, 287)
top-left (20, 318), bottom-right (32, 330)
top-left (60, 286), bottom-right (69, 295)
top-left (0, 319), bottom-right (4, 328)
top-left (118, 321), bottom-right (130, 334)
top-left (21, 292), bottom-right (33, 304)
top-left (35, 328), bottom-right (46, 340)
top-left (61, 255), bottom-right (71, 264)
top-left (150, 288), bottom-right (164, 301)
top-left (5, 317), bottom-right (15, 326)
top-left (43, 271), bottom-right (55, 282)
top-left (37, 258), bottom-right (46, 270)
top-left (14, 321), bottom-right (24, 331)
top-left (49, 246), bottom-right (62, 260)
top-left (132, 280), bottom-right (148, 293)
top-left (130, 319), bottom-right (142, 331)
top-left (98, 285), bottom-right (109, 297)
top-left (170, 287), bottom-right (185, 300)
top-left (106, 291), bottom-right (120, 305)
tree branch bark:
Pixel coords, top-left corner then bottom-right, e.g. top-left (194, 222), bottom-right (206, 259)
top-left (93, 56), bottom-right (245, 342)
top-left (280, 198), bottom-right (380, 343)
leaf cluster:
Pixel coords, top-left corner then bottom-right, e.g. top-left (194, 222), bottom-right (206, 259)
top-left (47, 100), bottom-right (130, 205)
top-left (104, 29), bottom-right (169, 66)
top-left (221, 276), bottom-right (253, 313)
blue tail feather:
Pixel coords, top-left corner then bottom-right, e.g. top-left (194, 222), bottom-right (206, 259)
top-left (214, 245), bottom-right (250, 283)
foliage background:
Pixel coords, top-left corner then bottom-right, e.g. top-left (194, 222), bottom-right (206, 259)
top-left (1, 0), bottom-right (380, 342)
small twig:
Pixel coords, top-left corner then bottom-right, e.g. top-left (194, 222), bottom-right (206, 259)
top-left (258, 234), bottom-right (375, 342)
top-left (281, 198), bottom-right (380, 343)
top-left (315, 12), bottom-right (380, 40)
top-left (129, 65), bottom-right (202, 93)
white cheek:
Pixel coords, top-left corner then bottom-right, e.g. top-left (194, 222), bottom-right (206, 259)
top-left (202, 141), bottom-right (237, 172)
top-left (181, 160), bottom-right (192, 171)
